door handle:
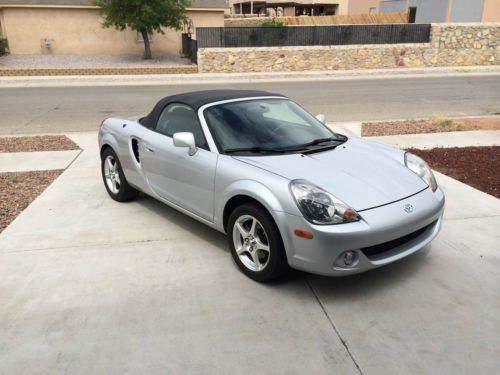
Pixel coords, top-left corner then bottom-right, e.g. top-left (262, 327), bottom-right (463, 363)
top-left (145, 146), bottom-right (155, 153)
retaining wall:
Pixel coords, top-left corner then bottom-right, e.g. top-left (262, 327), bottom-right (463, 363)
top-left (198, 23), bottom-right (500, 73)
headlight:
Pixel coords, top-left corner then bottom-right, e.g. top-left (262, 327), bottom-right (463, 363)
top-left (405, 152), bottom-right (438, 191)
top-left (290, 180), bottom-right (360, 225)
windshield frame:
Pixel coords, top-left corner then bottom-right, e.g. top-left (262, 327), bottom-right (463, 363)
top-left (199, 97), bottom-right (345, 155)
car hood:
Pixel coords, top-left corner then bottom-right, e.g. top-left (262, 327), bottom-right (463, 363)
top-left (234, 138), bottom-right (428, 211)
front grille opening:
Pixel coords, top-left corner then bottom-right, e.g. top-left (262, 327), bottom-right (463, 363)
top-left (361, 221), bottom-right (436, 257)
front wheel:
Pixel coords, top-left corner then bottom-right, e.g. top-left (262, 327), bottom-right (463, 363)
top-left (228, 203), bottom-right (289, 282)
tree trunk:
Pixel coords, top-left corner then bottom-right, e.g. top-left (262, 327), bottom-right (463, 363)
top-left (141, 29), bottom-right (152, 60)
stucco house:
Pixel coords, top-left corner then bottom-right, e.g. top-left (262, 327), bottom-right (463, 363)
top-left (230, 0), bottom-right (500, 22)
top-left (229, 0), bottom-right (380, 17)
top-left (379, 0), bottom-right (500, 23)
top-left (0, 0), bottom-right (227, 54)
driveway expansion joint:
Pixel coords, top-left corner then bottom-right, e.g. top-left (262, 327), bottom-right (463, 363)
top-left (65, 149), bottom-right (84, 170)
top-left (305, 277), bottom-right (364, 375)
top-left (0, 237), bottom-right (194, 254)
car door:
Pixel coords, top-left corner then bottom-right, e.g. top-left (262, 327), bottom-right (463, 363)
top-left (140, 103), bottom-right (218, 222)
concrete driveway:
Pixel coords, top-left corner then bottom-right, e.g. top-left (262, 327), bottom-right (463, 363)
top-left (0, 133), bottom-right (499, 374)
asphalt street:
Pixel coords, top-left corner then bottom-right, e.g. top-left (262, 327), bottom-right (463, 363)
top-left (1, 75), bottom-right (499, 134)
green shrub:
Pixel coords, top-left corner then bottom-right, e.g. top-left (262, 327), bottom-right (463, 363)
top-left (261, 19), bottom-right (287, 27)
top-left (0, 38), bottom-right (7, 56)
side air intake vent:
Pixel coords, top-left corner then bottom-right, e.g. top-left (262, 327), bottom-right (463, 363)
top-left (131, 138), bottom-right (140, 163)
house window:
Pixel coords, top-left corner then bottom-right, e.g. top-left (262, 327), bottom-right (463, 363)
top-left (369, 7), bottom-right (377, 14)
top-left (137, 32), bottom-right (153, 43)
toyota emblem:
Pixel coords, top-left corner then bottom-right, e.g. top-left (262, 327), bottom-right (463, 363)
top-left (404, 204), bottom-right (414, 213)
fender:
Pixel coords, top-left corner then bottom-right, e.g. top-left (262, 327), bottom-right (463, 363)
top-left (216, 179), bottom-right (300, 262)
top-left (99, 129), bottom-right (120, 157)
top-left (216, 179), bottom-right (286, 230)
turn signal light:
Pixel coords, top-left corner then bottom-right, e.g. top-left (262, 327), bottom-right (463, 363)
top-left (294, 229), bottom-right (314, 240)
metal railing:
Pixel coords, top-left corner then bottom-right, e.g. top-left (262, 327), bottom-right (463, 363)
top-left (197, 24), bottom-right (431, 48)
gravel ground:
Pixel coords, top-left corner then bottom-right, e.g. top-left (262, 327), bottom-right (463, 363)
top-left (0, 170), bottom-right (62, 232)
top-left (0, 136), bottom-right (80, 153)
top-left (362, 117), bottom-right (500, 137)
top-left (0, 53), bottom-right (191, 69)
top-left (410, 146), bottom-right (500, 199)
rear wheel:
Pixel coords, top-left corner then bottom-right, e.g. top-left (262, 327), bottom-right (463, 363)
top-left (228, 203), bottom-right (289, 282)
top-left (101, 148), bottom-right (139, 202)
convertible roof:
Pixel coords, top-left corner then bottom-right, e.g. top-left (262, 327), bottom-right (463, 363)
top-left (139, 90), bottom-right (285, 128)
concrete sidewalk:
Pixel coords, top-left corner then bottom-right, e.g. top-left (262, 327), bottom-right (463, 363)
top-left (1, 65), bottom-right (499, 88)
top-left (0, 132), bottom-right (499, 374)
top-left (368, 130), bottom-right (500, 149)
top-left (0, 150), bottom-right (81, 172)
top-left (328, 122), bottom-right (500, 149)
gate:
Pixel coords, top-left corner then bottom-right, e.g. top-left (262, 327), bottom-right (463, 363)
top-left (182, 33), bottom-right (198, 64)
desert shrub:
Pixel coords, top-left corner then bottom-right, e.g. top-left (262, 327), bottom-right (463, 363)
top-left (430, 116), bottom-right (467, 131)
top-left (261, 19), bottom-right (287, 27)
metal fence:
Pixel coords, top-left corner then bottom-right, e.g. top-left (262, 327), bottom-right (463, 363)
top-left (197, 24), bottom-right (431, 48)
top-left (182, 33), bottom-right (198, 64)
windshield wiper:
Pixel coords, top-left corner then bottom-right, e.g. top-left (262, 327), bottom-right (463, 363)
top-left (279, 136), bottom-right (346, 151)
top-left (224, 136), bottom-right (348, 155)
top-left (224, 147), bottom-right (286, 155)
top-left (304, 137), bottom-right (344, 147)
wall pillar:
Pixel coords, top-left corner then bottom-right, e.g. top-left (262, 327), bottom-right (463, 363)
top-left (445, 0), bottom-right (454, 22)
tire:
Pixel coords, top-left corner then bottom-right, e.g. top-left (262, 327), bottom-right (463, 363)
top-left (101, 147), bottom-right (139, 202)
top-left (228, 203), bottom-right (289, 282)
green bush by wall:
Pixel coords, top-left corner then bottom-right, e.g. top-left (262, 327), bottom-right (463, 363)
top-left (0, 38), bottom-right (8, 56)
top-left (261, 19), bottom-right (287, 27)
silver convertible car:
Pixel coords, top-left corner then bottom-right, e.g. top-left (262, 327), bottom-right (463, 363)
top-left (99, 90), bottom-right (445, 282)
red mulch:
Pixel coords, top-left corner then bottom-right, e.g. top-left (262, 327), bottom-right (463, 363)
top-left (0, 135), bottom-right (79, 153)
top-left (409, 147), bottom-right (500, 199)
top-left (0, 170), bottom-right (62, 233)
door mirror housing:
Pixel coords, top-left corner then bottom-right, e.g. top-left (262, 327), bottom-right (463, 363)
top-left (316, 114), bottom-right (326, 124)
top-left (173, 132), bottom-right (197, 156)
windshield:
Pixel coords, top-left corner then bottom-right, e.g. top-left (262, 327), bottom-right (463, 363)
top-left (204, 99), bottom-right (344, 154)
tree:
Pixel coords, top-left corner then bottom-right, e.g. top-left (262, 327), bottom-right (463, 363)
top-left (94, 0), bottom-right (190, 59)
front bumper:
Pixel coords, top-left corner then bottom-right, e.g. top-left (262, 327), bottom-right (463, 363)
top-left (275, 187), bottom-right (445, 276)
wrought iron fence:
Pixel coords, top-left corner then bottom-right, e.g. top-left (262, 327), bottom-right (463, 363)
top-left (196, 24), bottom-right (431, 48)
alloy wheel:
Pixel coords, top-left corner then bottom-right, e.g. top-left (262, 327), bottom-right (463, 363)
top-left (103, 155), bottom-right (121, 194)
top-left (232, 215), bottom-right (271, 272)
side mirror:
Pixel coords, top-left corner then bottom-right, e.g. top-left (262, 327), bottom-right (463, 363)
top-left (316, 114), bottom-right (326, 124)
top-left (173, 132), bottom-right (197, 156)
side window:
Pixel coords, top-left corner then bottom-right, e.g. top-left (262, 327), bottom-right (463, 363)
top-left (156, 103), bottom-right (208, 150)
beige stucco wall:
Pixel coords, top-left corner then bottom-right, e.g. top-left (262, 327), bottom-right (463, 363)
top-left (0, 9), bottom-right (6, 37)
top-left (482, 0), bottom-right (500, 22)
top-left (348, 0), bottom-right (380, 14)
top-left (198, 23), bottom-right (500, 72)
top-left (1, 7), bottom-right (223, 54)
top-left (335, 0), bottom-right (349, 15)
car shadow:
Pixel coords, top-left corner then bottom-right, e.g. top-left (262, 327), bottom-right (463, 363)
top-left (135, 193), bottom-right (228, 251)
top-left (304, 246), bottom-right (433, 300)
top-left (133, 193), bottom-right (432, 295)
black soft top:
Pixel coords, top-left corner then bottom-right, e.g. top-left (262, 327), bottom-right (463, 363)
top-left (139, 89), bottom-right (285, 128)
